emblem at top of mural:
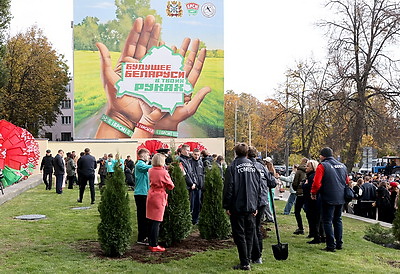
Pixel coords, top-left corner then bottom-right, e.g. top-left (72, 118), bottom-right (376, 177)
top-left (115, 45), bottom-right (193, 114)
top-left (186, 3), bottom-right (199, 16)
top-left (166, 1), bottom-right (183, 17)
top-left (201, 2), bottom-right (216, 18)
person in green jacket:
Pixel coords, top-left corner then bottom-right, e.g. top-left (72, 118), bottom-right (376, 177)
top-left (134, 148), bottom-right (152, 245)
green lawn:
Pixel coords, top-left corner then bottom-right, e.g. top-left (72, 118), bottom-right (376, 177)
top-left (0, 185), bottom-right (399, 273)
top-left (74, 50), bottom-right (224, 136)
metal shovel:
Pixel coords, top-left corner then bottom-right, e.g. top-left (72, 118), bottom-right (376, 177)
top-left (269, 187), bottom-right (288, 260)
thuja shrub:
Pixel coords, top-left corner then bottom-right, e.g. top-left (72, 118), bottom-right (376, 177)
top-left (364, 223), bottom-right (395, 245)
top-left (159, 161), bottom-right (192, 246)
top-left (97, 163), bottom-right (132, 256)
top-left (392, 199), bottom-right (400, 242)
top-left (198, 163), bottom-right (231, 240)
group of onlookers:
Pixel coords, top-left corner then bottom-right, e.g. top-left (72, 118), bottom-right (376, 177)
top-left (40, 148), bottom-right (97, 204)
top-left (278, 154), bottom-right (400, 259)
top-left (349, 173), bottom-right (399, 223)
top-left (275, 147), bottom-right (350, 259)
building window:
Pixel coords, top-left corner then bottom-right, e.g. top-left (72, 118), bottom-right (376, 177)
top-left (66, 83), bottom-right (71, 93)
top-left (61, 99), bottom-right (71, 109)
top-left (61, 132), bottom-right (72, 141)
top-left (44, 132), bottom-right (52, 141)
top-left (61, 116), bottom-right (71, 124)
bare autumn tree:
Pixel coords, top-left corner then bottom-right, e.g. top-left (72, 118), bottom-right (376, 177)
top-left (275, 60), bottom-right (332, 158)
top-left (320, 0), bottom-right (400, 169)
top-left (0, 26), bottom-right (70, 136)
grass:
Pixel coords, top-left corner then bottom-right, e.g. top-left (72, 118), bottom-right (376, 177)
top-left (0, 184), bottom-right (400, 273)
top-left (74, 50), bottom-right (224, 136)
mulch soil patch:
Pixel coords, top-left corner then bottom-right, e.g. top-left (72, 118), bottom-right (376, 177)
top-left (75, 230), bottom-right (236, 264)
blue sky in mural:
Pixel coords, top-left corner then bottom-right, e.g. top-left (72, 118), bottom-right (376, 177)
top-left (73, 0), bottom-right (224, 50)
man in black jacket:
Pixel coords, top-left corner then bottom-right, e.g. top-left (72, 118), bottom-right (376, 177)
top-left (180, 144), bottom-right (197, 188)
top-left (180, 145), bottom-right (201, 224)
top-left (360, 176), bottom-right (377, 219)
top-left (190, 148), bottom-right (204, 225)
top-left (248, 147), bottom-right (277, 265)
top-left (40, 149), bottom-right (53, 190)
top-left (77, 148), bottom-right (97, 204)
top-left (223, 143), bottom-right (261, 271)
top-left (52, 149), bottom-right (65, 194)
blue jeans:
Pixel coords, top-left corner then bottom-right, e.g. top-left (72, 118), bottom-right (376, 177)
top-left (322, 203), bottom-right (343, 249)
top-left (283, 193), bottom-right (297, 214)
top-left (190, 189), bottom-right (202, 224)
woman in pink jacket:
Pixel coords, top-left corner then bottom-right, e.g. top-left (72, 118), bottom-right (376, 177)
top-left (146, 153), bottom-right (175, 252)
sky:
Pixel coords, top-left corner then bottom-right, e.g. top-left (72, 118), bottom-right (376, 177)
top-left (9, 0), bottom-right (329, 101)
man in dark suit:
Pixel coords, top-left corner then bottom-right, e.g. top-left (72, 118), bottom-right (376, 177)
top-left (52, 149), bottom-right (65, 194)
top-left (77, 148), bottom-right (97, 204)
top-left (40, 149), bottom-right (54, 190)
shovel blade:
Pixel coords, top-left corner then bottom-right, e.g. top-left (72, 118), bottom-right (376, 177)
top-left (272, 243), bottom-right (289, 260)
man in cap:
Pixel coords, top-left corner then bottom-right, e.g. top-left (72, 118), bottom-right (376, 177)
top-left (155, 148), bottom-right (172, 165)
top-left (40, 149), bottom-right (54, 190)
top-left (311, 147), bottom-right (350, 252)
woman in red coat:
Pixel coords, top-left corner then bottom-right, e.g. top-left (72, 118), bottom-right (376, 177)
top-left (146, 153), bottom-right (175, 252)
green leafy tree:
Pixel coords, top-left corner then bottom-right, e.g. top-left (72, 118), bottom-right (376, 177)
top-left (98, 162), bottom-right (132, 256)
top-left (73, 16), bottom-right (100, 51)
top-left (159, 161), bottom-right (192, 246)
top-left (0, 0), bottom-right (12, 88)
top-left (0, 26), bottom-right (69, 136)
top-left (198, 164), bottom-right (230, 240)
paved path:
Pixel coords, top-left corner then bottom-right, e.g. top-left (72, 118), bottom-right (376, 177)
top-left (0, 174), bottom-right (42, 206)
top-left (278, 189), bottom-right (392, 228)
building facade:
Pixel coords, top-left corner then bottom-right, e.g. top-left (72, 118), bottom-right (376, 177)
top-left (40, 81), bottom-right (74, 141)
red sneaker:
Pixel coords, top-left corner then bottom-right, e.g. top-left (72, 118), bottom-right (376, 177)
top-left (148, 245), bottom-right (166, 252)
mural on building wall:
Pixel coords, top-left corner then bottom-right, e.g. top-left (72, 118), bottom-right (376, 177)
top-left (73, 0), bottom-right (224, 139)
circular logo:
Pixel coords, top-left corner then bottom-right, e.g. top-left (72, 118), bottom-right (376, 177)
top-left (201, 3), bottom-right (216, 18)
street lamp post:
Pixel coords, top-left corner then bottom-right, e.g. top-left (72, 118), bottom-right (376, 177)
top-left (234, 102), bottom-right (252, 146)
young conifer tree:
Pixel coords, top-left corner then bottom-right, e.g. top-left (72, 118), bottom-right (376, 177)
top-left (392, 199), bottom-right (400, 241)
top-left (97, 161), bottom-right (132, 256)
top-left (198, 163), bottom-right (231, 239)
top-left (159, 161), bottom-right (192, 246)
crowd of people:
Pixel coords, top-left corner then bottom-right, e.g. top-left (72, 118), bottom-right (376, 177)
top-left (347, 173), bottom-right (400, 223)
top-left (39, 144), bottom-right (399, 270)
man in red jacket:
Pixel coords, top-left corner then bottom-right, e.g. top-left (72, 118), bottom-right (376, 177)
top-left (311, 147), bottom-right (349, 252)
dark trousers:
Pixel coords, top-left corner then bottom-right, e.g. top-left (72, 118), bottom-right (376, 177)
top-left (55, 174), bottom-right (63, 194)
top-left (360, 201), bottom-right (376, 219)
top-left (306, 198), bottom-right (324, 240)
top-left (230, 212), bottom-right (256, 266)
top-left (43, 172), bottom-right (53, 190)
top-left (67, 175), bottom-right (76, 189)
top-left (134, 195), bottom-right (148, 242)
top-left (98, 174), bottom-right (106, 189)
top-left (252, 205), bottom-right (266, 261)
top-left (294, 195), bottom-right (305, 230)
top-left (148, 220), bottom-right (161, 247)
top-left (190, 189), bottom-right (202, 224)
top-left (322, 203), bottom-right (343, 249)
top-left (78, 174), bottom-right (95, 203)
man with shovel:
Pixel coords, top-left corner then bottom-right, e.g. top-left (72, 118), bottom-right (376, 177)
top-left (223, 143), bottom-right (261, 271)
top-left (311, 147), bottom-right (349, 252)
